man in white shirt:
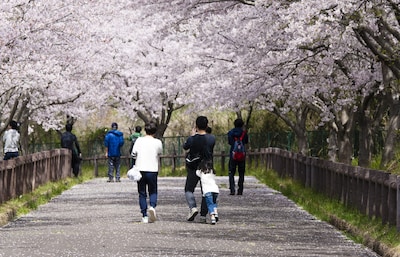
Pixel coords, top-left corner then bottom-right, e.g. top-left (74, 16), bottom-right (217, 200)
top-left (3, 120), bottom-right (20, 160)
top-left (131, 122), bottom-right (163, 223)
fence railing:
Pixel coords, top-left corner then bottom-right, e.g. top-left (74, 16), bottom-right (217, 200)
top-left (2, 147), bottom-right (400, 231)
top-left (0, 149), bottom-right (71, 204)
top-left (264, 147), bottom-right (400, 231)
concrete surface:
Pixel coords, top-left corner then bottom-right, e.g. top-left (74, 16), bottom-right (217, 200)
top-left (0, 176), bottom-right (379, 257)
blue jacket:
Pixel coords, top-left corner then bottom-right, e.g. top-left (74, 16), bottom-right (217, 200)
top-left (104, 129), bottom-right (124, 157)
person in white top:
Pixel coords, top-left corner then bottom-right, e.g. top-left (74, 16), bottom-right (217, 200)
top-left (131, 122), bottom-right (163, 223)
top-left (196, 160), bottom-right (219, 225)
top-left (3, 120), bottom-right (20, 160)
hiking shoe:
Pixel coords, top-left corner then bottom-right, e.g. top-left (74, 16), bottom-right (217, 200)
top-left (107, 178), bottom-right (114, 182)
top-left (198, 216), bottom-right (207, 224)
top-left (210, 215), bottom-right (216, 225)
top-left (141, 216), bottom-right (149, 223)
top-left (187, 207), bottom-right (198, 221)
top-left (148, 207), bottom-right (157, 223)
top-left (116, 178), bottom-right (121, 182)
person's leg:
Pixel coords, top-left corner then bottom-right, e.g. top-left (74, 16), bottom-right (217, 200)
top-left (204, 192), bottom-right (214, 214)
top-left (199, 180), bottom-right (208, 217)
top-left (72, 154), bottom-right (79, 177)
top-left (237, 161), bottom-right (246, 195)
top-left (184, 168), bottom-right (199, 209)
top-left (213, 193), bottom-right (219, 222)
top-left (115, 157), bottom-right (121, 181)
top-left (137, 173), bottom-right (148, 217)
top-left (107, 157), bottom-right (114, 181)
top-left (228, 159), bottom-right (236, 195)
top-left (147, 172), bottom-right (158, 208)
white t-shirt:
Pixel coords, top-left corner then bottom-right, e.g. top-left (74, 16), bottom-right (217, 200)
top-left (131, 135), bottom-right (163, 172)
top-left (3, 129), bottom-right (20, 153)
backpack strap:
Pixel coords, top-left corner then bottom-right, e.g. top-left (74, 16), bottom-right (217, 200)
top-left (239, 130), bottom-right (246, 141)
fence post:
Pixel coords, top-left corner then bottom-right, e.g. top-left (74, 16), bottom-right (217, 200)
top-left (221, 151), bottom-right (226, 172)
top-left (94, 156), bottom-right (98, 177)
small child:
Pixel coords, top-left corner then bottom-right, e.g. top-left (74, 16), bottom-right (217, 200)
top-left (196, 160), bottom-right (219, 225)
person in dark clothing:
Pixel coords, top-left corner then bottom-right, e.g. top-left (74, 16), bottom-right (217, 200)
top-left (129, 125), bottom-right (142, 168)
top-left (104, 122), bottom-right (124, 182)
top-left (61, 123), bottom-right (82, 177)
top-left (227, 118), bottom-right (249, 195)
top-left (183, 116), bottom-right (215, 222)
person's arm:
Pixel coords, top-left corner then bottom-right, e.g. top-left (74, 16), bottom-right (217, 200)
top-left (183, 136), bottom-right (193, 150)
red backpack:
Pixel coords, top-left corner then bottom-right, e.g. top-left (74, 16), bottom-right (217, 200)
top-left (232, 131), bottom-right (246, 161)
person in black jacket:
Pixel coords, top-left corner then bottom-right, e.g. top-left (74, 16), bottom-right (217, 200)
top-left (227, 118), bottom-right (249, 195)
top-left (61, 123), bottom-right (82, 177)
top-left (183, 116), bottom-right (215, 222)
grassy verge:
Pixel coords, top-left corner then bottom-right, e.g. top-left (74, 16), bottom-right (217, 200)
top-left (0, 164), bottom-right (95, 226)
top-left (252, 167), bottom-right (400, 256)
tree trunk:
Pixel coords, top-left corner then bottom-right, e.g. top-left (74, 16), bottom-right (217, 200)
top-left (357, 110), bottom-right (372, 167)
top-left (381, 99), bottom-right (400, 168)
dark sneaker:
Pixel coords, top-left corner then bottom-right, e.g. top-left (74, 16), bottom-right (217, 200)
top-left (107, 178), bottom-right (114, 182)
top-left (187, 207), bottom-right (198, 221)
top-left (116, 178), bottom-right (121, 182)
top-left (198, 216), bottom-right (207, 224)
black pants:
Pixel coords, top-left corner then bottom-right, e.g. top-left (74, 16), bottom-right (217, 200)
top-left (184, 166), bottom-right (208, 216)
top-left (71, 154), bottom-right (81, 177)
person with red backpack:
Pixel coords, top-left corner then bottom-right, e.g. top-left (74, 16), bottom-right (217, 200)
top-left (227, 118), bottom-right (249, 195)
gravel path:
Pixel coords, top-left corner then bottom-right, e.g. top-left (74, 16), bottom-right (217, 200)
top-left (0, 176), bottom-right (379, 257)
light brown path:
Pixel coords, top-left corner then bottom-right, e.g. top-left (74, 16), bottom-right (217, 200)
top-left (0, 177), bottom-right (379, 257)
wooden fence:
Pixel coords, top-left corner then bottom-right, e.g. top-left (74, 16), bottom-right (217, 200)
top-left (2, 147), bottom-right (400, 231)
top-left (264, 147), bottom-right (400, 231)
top-left (0, 149), bottom-right (71, 204)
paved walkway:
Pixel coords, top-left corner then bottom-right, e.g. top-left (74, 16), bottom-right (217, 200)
top-left (0, 176), bottom-right (379, 257)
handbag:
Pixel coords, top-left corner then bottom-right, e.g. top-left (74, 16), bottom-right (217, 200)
top-left (127, 166), bottom-right (142, 182)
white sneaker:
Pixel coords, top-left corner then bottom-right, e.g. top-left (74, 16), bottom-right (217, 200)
top-left (187, 207), bottom-right (198, 221)
top-left (148, 207), bottom-right (157, 223)
top-left (211, 214), bottom-right (216, 225)
top-left (141, 216), bottom-right (148, 223)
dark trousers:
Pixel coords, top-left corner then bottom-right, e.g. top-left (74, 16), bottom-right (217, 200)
top-left (184, 166), bottom-right (207, 216)
top-left (71, 154), bottom-right (81, 177)
top-left (229, 159), bottom-right (246, 194)
top-left (3, 152), bottom-right (18, 160)
top-left (138, 172), bottom-right (158, 217)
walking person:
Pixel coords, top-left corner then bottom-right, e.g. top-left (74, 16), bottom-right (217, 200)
top-left (104, 122), bottom-right (124, 182)
top-left (61, 123), bottom-right (82, 177)
top-left (3, 120), bottom-right (20, 160)
top-left (129, 125), bottom-right (142, 168)
top-left (228, 118), bottom-right (249, 195)
top-left (131, 122), bottom-right (163, 223)
top-left (183, 116), bottom-right (215, 222)
top-left (196, 160), bottom-right (219, 225)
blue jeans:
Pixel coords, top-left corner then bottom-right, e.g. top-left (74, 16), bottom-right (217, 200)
top-left (204, 192), bottom-right (218, 214)
top-left (229, 159), bottom-right (245, 194)
top-left (137, 172), bottom-right (158, 217)
top-left (107, 156), bottom-right (121, 180)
